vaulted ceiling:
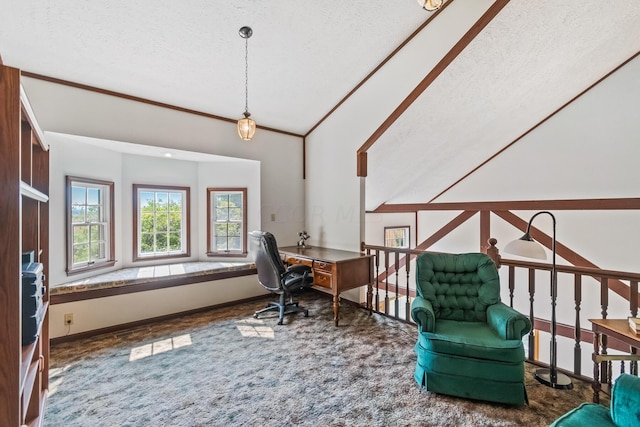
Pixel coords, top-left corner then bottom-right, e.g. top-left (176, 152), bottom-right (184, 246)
top-left (2, 0), bottom-right (640, 211)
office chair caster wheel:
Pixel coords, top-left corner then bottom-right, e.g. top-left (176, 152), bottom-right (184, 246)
top-left (253, 313), bottom-right (258, 319)
top-left (304, 310), bottom-right (309, 317)
top-left (277, 319), bottom-right (284, 325)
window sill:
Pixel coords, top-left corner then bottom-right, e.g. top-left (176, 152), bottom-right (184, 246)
top-left (50, 261), bottom-right (256, 304)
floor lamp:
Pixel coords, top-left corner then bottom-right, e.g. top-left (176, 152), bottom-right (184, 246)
top-left (503, 211), bottom-right (573, 390)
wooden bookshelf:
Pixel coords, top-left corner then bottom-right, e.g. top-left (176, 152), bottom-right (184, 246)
top-left (0, 64), bottom-right (50, 427)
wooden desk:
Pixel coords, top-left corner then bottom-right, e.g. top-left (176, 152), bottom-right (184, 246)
top-left (590, 318), bottom-right (640, 403)
top-left (279, 246), bottom-right (373, 326)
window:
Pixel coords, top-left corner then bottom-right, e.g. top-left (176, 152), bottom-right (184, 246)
top-left (207, 188), bottom-right (247, 256)
top-left (133, 184), bottom-right (190, 261)
top-left (384, 226), bottom-right (410, 249)
top-left (66, 176), bottom-right (115, 275)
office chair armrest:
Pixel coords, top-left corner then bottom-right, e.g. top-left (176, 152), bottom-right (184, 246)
top-left (411, 296), bottom-right (435, 334)
top-left (486, 302), bottom-right (531, 340)
top-left (283, 264), bottom-right (311, 276)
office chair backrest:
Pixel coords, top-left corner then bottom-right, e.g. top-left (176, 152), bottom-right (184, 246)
top-left (248, 231), bottom-right (286, 292)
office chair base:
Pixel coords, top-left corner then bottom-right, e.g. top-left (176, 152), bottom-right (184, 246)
top-left (254, 301), bottom-right (309, 325)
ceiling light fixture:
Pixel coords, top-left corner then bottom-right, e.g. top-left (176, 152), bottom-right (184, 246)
top-left (417, 0), bottom-right (445, 12)
top-left (237, 26), bottom-right (256, 141)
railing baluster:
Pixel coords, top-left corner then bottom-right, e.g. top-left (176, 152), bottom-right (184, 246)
top-left (630, 280), bottom-right (638, 318)
top-left (528, 268), bottom-right (536, 361)
top-left (394, 251), bottom-right (400, 319)
top-left (574, 274), bottom-right (582, 376)
top-left (508, 266), bottom-right (515, 308)
top-left (601, 277), bottom-right (609, 319)
top-left (384, 251), bottom-right (389, 315)
top-left (374, 249), bottom-right (380, 313)
top-left (405, 257), bottom-right (411, 321)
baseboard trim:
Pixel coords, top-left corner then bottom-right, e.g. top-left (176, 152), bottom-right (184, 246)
top-left (50, 293), bottom-right (269, 345)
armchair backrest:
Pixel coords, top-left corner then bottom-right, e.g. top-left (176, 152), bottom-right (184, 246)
top-left (415, 252), bottom-right (501, 322)
top-left (248, 231), bottom-right (286, 292)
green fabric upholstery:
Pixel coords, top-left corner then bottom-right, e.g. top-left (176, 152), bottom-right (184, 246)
top-left (551, 374), bottom-right (640, 427)
top-left (610, 373), bottom-right (640, 427)
top-left (411, 252), bottom-right (531, 405)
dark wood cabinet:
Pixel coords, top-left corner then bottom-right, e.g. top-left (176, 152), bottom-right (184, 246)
top-left (0, 64), bottom-right (50, 427)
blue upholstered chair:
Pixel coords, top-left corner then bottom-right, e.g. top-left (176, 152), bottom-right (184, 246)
top-left (411, 252), bottom-right (531, 405)
top-left (551, 374), bottom-right (640, 427)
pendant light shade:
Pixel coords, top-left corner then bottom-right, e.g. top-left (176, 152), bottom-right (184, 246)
top-left (237, 26), bottom-right (256, 141)
top-left (237, 112), bottom-right (256, 141)
top-left (417, 0), bottom-right (445, 11)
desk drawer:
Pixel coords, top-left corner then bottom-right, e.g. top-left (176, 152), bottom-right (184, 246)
top-left (285, 256), bottom-right (313, 269)
top-left (313, 270), bottom-right (333, 289)
top-left (313, 260), bottom-right (332, 273)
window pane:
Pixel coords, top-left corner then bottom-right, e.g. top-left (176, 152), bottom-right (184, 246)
top-left (228, 207), bottom-right (242, 221)
top-left (140, 192), bottom-right (155, 212)
top-left (72, 205), bottom-right (86, 223)
top-left (90, 224), bottom-right (102, 241)
top-left (87, 206), bottom-right (100, 222)
top-left (87, 188), bottom-right (100, 205)
top-left (215, 194), bottom-right (228, 206)
top-left (169, 193), bottom-right (182, 212)
top-left (141, 233), bottom-right (154, 253)
top-left (215, 223), bottom-right (228, 237)
top-left (90, 242), bottom-right (101, 259)
top-left (228, 223), bottom-right (241, 237)
top-left (228, 193), bottom-right (242, 207)
top-left (156, 233), bottom-right (168, 252)
top-left (169, 233), bottom-right (181, 251)
top-left (216, 207), bottom-right (228, 221)
top-left (155, 192), bottom-right (168, 211)
top-left (140, 213), bottom-right (154, 233)
top-left (216, 238), bottom-right (228, 251)
top-left (71, 186), bottom-right (86, 205)
top-left (73, 244), bottom-right (89, 263)
top-left (169, 213), bottom-right (181, 232)
top-left (156, 213), bottom-right (169, 232)
top-left (73, 225), bottom-right (89, 244)
top-left (228, 237), bottom-right (241, 251)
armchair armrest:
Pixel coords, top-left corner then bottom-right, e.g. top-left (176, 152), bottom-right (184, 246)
top-left (281, 264), bottom-right (312, 290)
top-left (486, 302), bottom-right (531, 340)
top-left (611, 373), bottom-right (640, 427)
top-left (411, 296), bottom-right (435, 334)
top-left (284, 264), bottom-right (311, 275)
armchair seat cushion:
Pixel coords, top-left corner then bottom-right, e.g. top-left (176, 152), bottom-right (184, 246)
top-left (418, 319), bottom-right (525, 364)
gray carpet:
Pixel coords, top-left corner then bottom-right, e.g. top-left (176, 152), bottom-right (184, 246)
top-left (45, 292), bottom-right (599, 426)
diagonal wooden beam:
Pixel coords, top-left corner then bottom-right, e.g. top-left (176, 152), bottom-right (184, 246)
top-left (494, 210), bottom-right (629, 299)
top-left (356, 0), bottom-right (510, 177)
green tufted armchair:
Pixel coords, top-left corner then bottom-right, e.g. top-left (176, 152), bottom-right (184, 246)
top-left (411, 252), bottom-right (531, 405)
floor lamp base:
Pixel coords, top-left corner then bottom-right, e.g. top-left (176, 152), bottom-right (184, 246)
top-left (534, 368), bottom-right (573, 390)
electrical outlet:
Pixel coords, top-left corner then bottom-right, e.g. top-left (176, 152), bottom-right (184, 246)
top-left (64, 313), bottom-right (74, 325)
top-left (270, 213), bottom-right (276, 222)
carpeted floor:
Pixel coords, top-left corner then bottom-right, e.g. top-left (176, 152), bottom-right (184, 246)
top-left (45, 292), bottom-right (601, 426)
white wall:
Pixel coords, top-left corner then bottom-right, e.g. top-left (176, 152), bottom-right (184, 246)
top-left (50, 275), bottom-right (268, 338)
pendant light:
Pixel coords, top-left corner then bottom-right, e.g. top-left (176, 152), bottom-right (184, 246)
top-left (417, 0), bottom-right (445, 12)
top-left (237, 26), bottom-right (256, 141)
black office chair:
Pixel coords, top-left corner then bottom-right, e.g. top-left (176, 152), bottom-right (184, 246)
top-left (249, 230), bottom-right (314, 324)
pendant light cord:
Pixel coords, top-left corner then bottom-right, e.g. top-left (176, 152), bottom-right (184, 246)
top-left (244, 36), bottom-right (249, 114)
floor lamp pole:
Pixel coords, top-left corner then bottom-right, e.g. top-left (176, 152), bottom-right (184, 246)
top-left (530, 212), bottom-right (573, 389)
top-left (504, 211), bottom-right (572, 389)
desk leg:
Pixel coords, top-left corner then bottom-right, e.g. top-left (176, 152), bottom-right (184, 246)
top-left (592, 331), bottom-right (601, 404)
top-left (333, 294), bottom-right (340, 326)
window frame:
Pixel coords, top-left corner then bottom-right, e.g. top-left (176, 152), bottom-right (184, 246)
top-left (132, 184), bottom-right (191, 262)
top-left (206, 188), bottom-right (247, 257)
top-left (65, 176), bottom-right (116, 276)
top-left (384, 226), bottom-right (410, 249)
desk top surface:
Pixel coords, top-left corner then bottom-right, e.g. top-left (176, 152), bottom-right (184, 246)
top-left (590, 318), bottom-right (640, 345)
top-left (279, 246), bottom-right (371, 263)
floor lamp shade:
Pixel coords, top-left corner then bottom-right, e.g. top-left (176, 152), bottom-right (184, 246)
top-left (503, 211), bottom-right (573, 390)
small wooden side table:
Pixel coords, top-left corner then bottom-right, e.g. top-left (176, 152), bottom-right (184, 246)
top-left (590, 318), bottom-right (640, 403)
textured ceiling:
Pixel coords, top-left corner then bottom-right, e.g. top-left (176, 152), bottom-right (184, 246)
top-left (366, 0), bottom-right (640, 210)
top-left (0, 0), bottom-right (427, 134)
top-left (2, 1), bottom-right (640, 211)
